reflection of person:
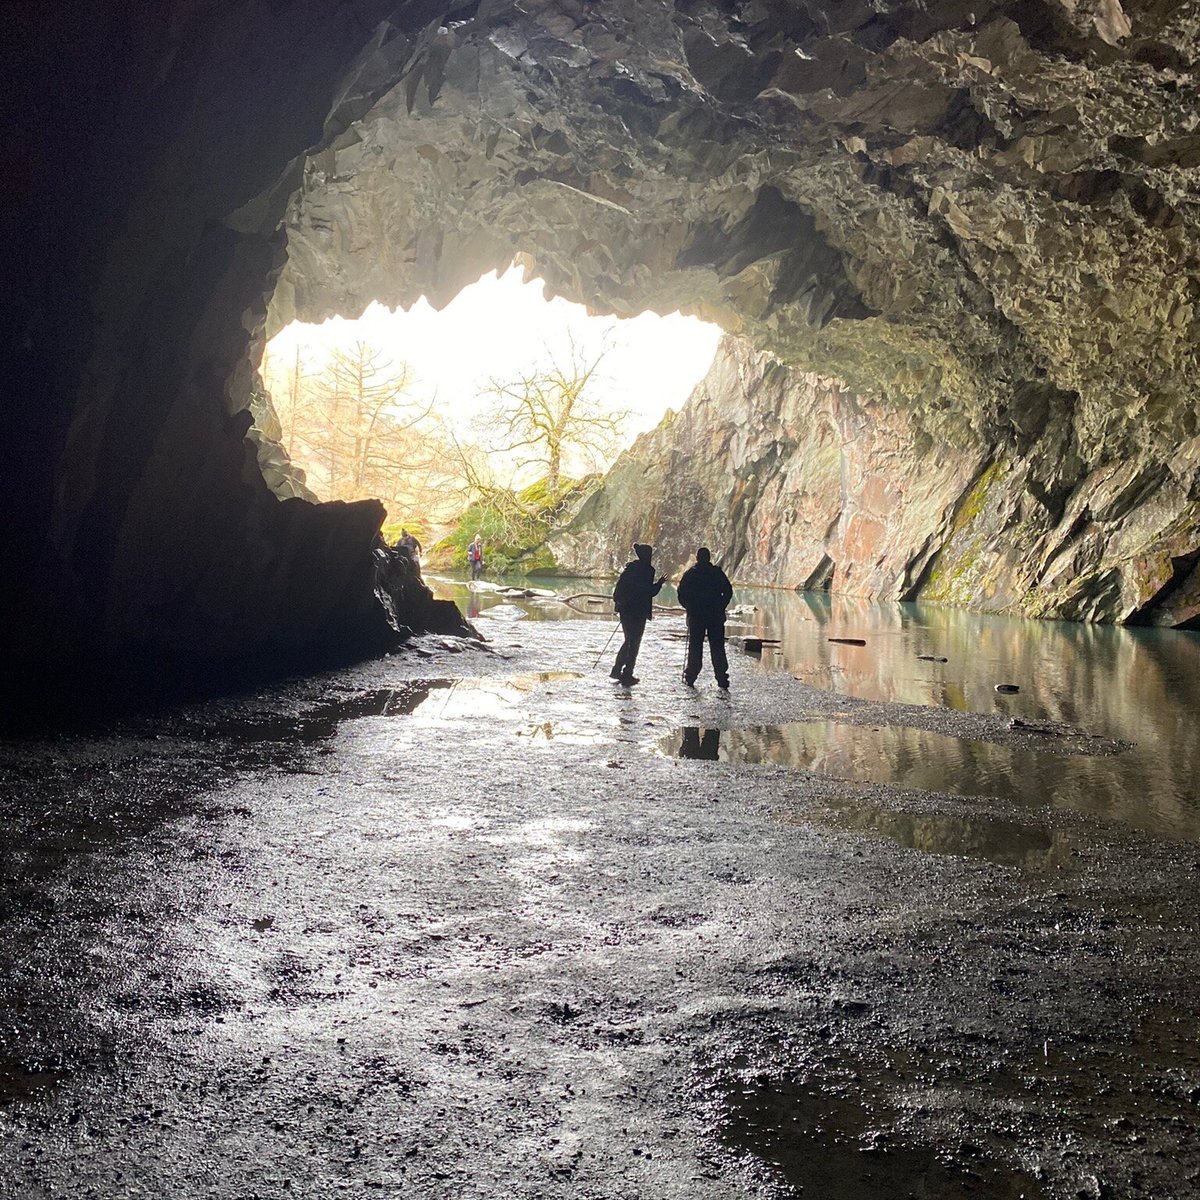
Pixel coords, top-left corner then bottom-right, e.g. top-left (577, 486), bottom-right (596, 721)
top-left (677, 547), bottom-right (733, 689)
top-left (680, 726), bottom-right (721, 760)
top-left (610, 542), bottom-right (664, 687)
top-left (468, 534), bottom-right (485, 579)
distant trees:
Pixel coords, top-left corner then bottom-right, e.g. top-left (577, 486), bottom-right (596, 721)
top-left (478, 341), bottom-right (627, 495)
top-left (267, 340), bottom-right (458, 530)
top-left (263, 332), bottom-right (631, 570)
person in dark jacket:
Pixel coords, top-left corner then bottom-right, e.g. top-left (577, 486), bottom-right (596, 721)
top-left (610, 542), bottom-right (664, 686)
top-left (677, 547), bottom-right (733, 688)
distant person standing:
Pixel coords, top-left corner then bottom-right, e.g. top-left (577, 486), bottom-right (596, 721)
top-left (677, 547), bottom-right (733, 689)
top-left (468, 533), bottom-right (485, 580)
top-left (610, 542), bottom-right (664, 687)
top-left (397, 528), bottom-right (422, 558)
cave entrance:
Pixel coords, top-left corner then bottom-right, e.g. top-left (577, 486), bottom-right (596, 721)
top-left (257, 266), bottom-right (720, 575)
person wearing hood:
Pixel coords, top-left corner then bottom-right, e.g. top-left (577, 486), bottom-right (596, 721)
top-left (610, 542), bottom-right (664, 686)
top-left (677, 547), bottom-right (733, 689)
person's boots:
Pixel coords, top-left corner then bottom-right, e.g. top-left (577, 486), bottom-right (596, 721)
top-left (620, 674), bottom-right (639, 686)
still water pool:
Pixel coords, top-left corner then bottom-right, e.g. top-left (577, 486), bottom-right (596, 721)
top-left (431, 573), bottom-right (1200, 840)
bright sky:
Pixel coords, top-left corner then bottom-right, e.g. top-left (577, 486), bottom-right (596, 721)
top-left (263, 267), bottom-right (722, 475)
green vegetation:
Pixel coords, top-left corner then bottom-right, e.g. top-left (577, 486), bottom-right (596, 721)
top-left (429, 475), bottom-right (594, 575)
top-left (923, 460), bottom-right (1007, 603)
top-left (380, 519), bottom-right (432, 547)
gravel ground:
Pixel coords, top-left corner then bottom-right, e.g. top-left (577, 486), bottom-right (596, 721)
top-left (1, 616), bottom-right (1198, 1199)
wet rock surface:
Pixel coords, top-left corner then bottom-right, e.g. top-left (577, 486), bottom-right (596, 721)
top-left (2, 616), bottom-right (1199, 1198)
top-left (550, 337), bottom-right (1200, 626)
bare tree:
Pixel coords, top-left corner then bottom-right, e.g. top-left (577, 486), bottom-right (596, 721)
top-left (479, 340), bottom-right (628, 494)
top-left (268, 339), bottom-right (458, 525)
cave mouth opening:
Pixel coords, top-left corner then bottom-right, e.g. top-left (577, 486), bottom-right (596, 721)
top-left (255, 267), bottom-right (721, 574)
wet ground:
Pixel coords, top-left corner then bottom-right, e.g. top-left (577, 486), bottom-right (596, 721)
top-left (2, 586), bottom-right (1200, 1198)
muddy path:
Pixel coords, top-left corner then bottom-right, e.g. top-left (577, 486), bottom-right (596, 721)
top-left (1, 617), bottom-right (1198, 1198)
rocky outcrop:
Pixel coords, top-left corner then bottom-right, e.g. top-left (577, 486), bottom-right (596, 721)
top-left (373, 544), bottom-right (475, 640)
top-left (550, 337), bottom-right (1200, 626)
top-left (7, 1), bottom-right (1200, 702)
top-left (549, 338), bottom-right (982, 598)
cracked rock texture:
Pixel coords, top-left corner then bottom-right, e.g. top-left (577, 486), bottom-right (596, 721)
top-left (8, 0), bottom-right (1200, 697)
top-left (549, 334), bottom-right (1200, 625)
top-left (548, 338), bottom-right (986, 602)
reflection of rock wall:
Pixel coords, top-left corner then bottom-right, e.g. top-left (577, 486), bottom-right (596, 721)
top-left (551, 338), bottom-right (1200, 626)
top-left (747, 589), bottom-right (1200, 836)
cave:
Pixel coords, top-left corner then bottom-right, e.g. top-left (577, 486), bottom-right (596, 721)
top-left (9, 5), bottom-right (1200, 1193)
top-left (7, 0), bottom-right (1200, 697)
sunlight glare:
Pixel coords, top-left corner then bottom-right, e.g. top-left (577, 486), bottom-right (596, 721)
top-left (263, 267), bottom-right (722, 457)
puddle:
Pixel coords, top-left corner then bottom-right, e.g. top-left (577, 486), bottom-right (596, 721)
top-left (820, 803), bottom-right (1078, 871)
top-left (186, 682), bottom-right (455, 744)
top-left (679, 727), bottom-right (722, 760)
top-left (724, 1076), bottom-right (1046, 1199)
top-left (658, 720), bottom-right (1083, 798)
top-left (0, 1061), bottom-right (66, 1105)
top-left (402, 672), bottom-right (586, 726)
top-left (516, 720), bottom-right (610, 746)
top-left (181, 673), bottom-right (585, 746)
top-left (658, 720), bottom-right (1177, 837)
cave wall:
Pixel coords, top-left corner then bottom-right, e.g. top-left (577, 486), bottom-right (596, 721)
top-left (5, 0), bottom-right (1200, 699)
top-left (544, 336), bottom-right (984, 597)
top-left (2, 0), bottom-right (428, 693)
top-left (550, 336), bottom-right (1200, 626)
top-left (548, 338), bottom-right (983, 600)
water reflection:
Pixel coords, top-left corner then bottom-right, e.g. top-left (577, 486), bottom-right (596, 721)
top-left (680, 727), bottom-right (721, 760)
top-left (428, 574), bottom-right (1200, 839)
top-left (724, 1074), bottom-right (1047, 1200)
top-left (186, 682), bottom-right (453, 744)
top-left (428, 574), bottom-right (616, 623)
top-left (822, 804), bottom-right (1078, 872)
top-left (659, 720), bottom-right (1194, 840)
top-left (178, 673), bottom-right (585, 746)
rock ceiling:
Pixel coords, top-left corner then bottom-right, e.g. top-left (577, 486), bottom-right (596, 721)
top-left (271, 0), bottom-right (1200, 465)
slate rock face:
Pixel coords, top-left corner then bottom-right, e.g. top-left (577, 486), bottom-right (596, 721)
top-left (549, 336), bottom-right (1200, 626)
top-left (548, 338), bottom-right (983, 605)
top-left (7, 0), bottom-right (1200, 699)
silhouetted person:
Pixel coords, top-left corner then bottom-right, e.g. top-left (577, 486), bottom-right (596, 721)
top-left (468, 533), bottom-right (485, 580)
top-left (680, 726), bottom-right (721, 760)
top-left (610, 542), bottom-right (664, 687)
top-left (397, 528), bottom-right (422, 558)
top-left (677, 546), bottom-right (733, 689)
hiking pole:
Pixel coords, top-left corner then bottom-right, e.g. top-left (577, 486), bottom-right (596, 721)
top-left (593, 621), bottom-right (621, 670)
